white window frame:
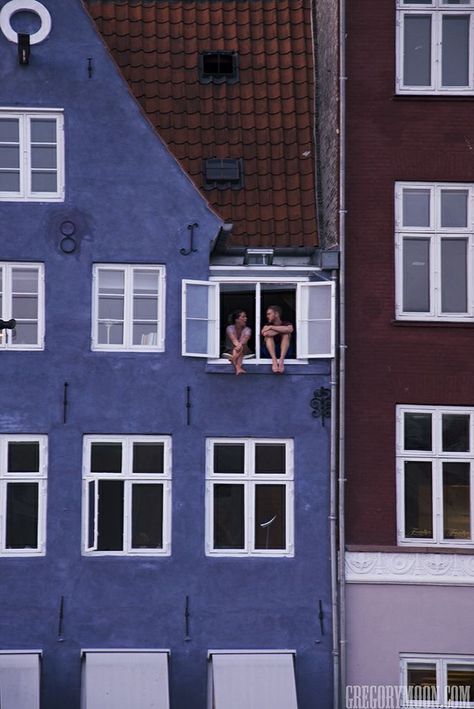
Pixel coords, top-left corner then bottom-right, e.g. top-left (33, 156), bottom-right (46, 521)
top-left (0, 108), bottom-right (64, 201)
top-left (0, 262), bottom-right (45, 350)
top-left (0, 435), bottom-right (47, 557)
top-left (395, 182), bottom-right (474, 321)
top-left (397, 405), bottom-right (474, 547)
top-left (82, 435), bottom-right (172, 556)
top-left (91, 264), bottom-right (166, 352)
top-left (205, 438), bottom-right (294, 557)
top-left (182, 277), bottom-right (335, 361)
top-left (396, 0), bottom-right (474, 95)
top-left (400, 654), bottom-right (474, 708)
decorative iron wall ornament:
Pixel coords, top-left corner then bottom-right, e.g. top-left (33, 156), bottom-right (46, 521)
top-left (59, 220), bottom-right (77, 253)
top-left (180, 222), bottom-right (198, 255)
top-left (310, 386), bottom-right (331, 424)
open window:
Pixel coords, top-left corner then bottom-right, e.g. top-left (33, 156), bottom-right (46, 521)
top-left (182, 279), bottom-right (334, 362)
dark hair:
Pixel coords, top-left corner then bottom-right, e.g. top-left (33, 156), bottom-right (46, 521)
top-left (228, 309), bottom-right (246, 325)
top-left (267, 304), bottom-right (282, 318)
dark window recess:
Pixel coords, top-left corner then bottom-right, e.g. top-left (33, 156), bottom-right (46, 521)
top-left (199, 52), bottom-right (239, 84)
top-left (213, 484), bottom-right (245, 549)
top-left (97, 480), bottom-right (124, 551)
top-left (6, 482), bottom-right (38, 549)
top-left (203, 158), bottom-right (243, 190)
top-left (8, 442), bottom-right (40, 473)
top-left (131, 484), bottom-right (163, 549)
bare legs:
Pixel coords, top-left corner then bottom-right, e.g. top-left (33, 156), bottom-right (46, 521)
top-left (265, 334), bottom-right (291, 373)
top-left (230, 347), bottom-right (246, 375)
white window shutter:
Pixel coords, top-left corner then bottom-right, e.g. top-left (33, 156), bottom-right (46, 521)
top-left (182, 280), bottom-right (219, 358)
top-left (296, 282), bottom-right (335, 358)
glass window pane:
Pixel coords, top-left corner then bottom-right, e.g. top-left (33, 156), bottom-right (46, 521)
top-left (12, 322), bottom-right (38, 345)
top-left (132, 484), bottom-right (163, 548)
top-left (404, 412), bottom-right (432, 450)
top-left (31, 172), bottom-right (57, 193)
top-left (98, 296), bottom-right (124, 320)
top-left (407, 665), bottom-right (437, 702)
top-left (404, 15), bottom-right (432, 86)
top-left (97, 480), bottom-right (124, 551)
top-left (307, 322), bottom-right (331, 355)
top-left (133, 297), bottom-right (157, 320)
top-left (442, 413), bottom-right (470, 451)
top-left (30, 119), bottom-right (56, 143)
top-left (441, 190), bottom-right (468, 227)
top-left (12, 269), bottom-right (38, 293)
top-left (213, 484), bottom-right (245, 548)
top-left (442, 15), bottom-right (470, 87)
top-left (133, 443), bottom-right (164, 474)
top-left (7, 442), bottom-right (40, 473)
top-left (405, 461), bottom-right (433, 539)
top-left (0, 118), bottom-right (19, 142)
top-left (12, 295), bottom-right (38, 320)
top-left (403, 189), bottom-right (431, 227)
top-left (91, 443), bottom-right (122, 473)
top-left (186, 320), bottom-right (210, 355)
top-left (98, 322), bottom-right (123, 346)
top-left (133, 270), bottom-right (159, 294)
top-left (447, 666), bottom-right (474, 704)
top-left (443, 462), bottom-right (470, 539)
top-left (403, 239), bottom-right (430, 312)
top-left (214, 444), bottom-right (245, 474)
top-left (98, 270), bottom-right (124, 294)
top-left (133, 323), bottom-right (158, 346)
top-left (254, 485), bottom-right (286, 549)
top-left (441, 238), bottom-right (468, 313)
top-left (255, 444), bottom-right (286, 474)
top-left (0, 146), bottom-right (19, 168)
top-left (0, 172), bottom-right (20, 191)
top-left (31, 146), bottom-right (57, 169)
top-left (187, 284), bottom-right (211, 319)
top-left (6, 482), bottom-right (38, 548)
top-left (88, 481), bottom-right (95, 548)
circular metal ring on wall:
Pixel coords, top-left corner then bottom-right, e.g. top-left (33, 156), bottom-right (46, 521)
top-left (60, 220), bottom-right (76, 237)
top-left (60, 236), bottom-right (77, 254)
top-left (0, 0), bottom-right (52, 45)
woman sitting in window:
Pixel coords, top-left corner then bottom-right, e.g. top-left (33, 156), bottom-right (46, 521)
top-left (224, 310), bottom-right (253, 375)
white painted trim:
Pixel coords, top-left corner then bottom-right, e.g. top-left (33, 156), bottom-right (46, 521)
top-left (205, 438), bottom-right (294, 557)
top-left (82, 649), bottom-right (170, 655)
top-left (0, 435), bottom-right (47, 556)
top-left (91, 264), bottom-right (166, 353)
top-left (0, 262), bottom-right (44, 350)
top-left (181, 279), bottom-right (219, 358)
top-left (395, 182), bottom-right (474, 320)
top-left (396, 6), bottom-right (474, 94)
top-left (0, 0), bottom-right (52, 45)
top-left (82, 435), bottom-right (172, 556)
top-left (346, 551), bottom-right (474, 585)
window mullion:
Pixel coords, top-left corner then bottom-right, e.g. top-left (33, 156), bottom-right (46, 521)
top-left (125, 267), bottom-right (133, 348)
top-left (434, 11), bottom-right (441, 92)
top-left (255, 284), bottom-right (261, 362)
top-left (434, 459), bottom-right (443, 544)
top-left (247, 481), bottom-right (254, 553)
top-left (124, 479), bottom-right (131, 554)
top-left (432, 234), bottom-right (439, 316)
top-left (24, 116), bottom-right (31, 198)
top-left (0, 480), bottom-right (5, 552)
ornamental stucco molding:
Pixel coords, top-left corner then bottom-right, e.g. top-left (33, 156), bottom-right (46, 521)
top-left (345, 551), bottom-right (474, 585)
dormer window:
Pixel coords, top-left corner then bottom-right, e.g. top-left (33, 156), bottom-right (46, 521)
top-left (203, 158), bottom-right (243, 190)
top-left (199, 52), bottom-right (239, 83)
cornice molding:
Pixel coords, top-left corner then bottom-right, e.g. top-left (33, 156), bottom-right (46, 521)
top-left (345, 551), bottom-right (474, 585)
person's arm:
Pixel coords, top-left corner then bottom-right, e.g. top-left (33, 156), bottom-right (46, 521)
top-left (268, 323), bottom-right (294, 334)
top-left (239, 327), bottom-right (251, 344)
top-left (226, 325), bottom-right (243, 350)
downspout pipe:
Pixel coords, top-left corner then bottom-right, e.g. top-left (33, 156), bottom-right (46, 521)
top-left (338, 0), bottom-right (348, 705)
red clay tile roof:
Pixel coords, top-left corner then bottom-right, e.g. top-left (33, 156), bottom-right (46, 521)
top-left (84, 0), bottom-right (318, 248)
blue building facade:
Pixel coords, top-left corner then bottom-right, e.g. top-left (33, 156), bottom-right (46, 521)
top-left (0, 1), bottom-right (335, 707)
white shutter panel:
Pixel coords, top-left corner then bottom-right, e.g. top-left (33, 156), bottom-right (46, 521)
top-left (0, 653), bottom-right (41, 709)
top-left (182, 280), bottom-right (219, 357)
top-left (297, 282), bottom-right (335, 358)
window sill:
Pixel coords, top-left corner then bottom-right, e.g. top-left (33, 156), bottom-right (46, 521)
top-left (205, 362), bottom-right (330, 375)
top-left (392, 319), bottom-right (474, 328)
top-left (347, 544), bottom-right (474, 555)
top-left (393, 94), bottom-right (474, 102)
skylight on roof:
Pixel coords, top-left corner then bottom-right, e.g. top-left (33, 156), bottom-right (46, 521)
top-left (203, 158), bottom-right (243, 190)
top-left (199, 52), bottom-right (239, 84)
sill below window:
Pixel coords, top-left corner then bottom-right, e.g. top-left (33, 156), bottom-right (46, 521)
top-left (393, 94), bottom-right (474, 102)
top-left (205, 361), bottom-right (330, 375)
top-left (347, 544), bottom-right (474, 555)
top-left (392, 319), bottom-right (474, 328)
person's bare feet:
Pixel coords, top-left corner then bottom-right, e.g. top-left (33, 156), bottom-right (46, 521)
top-left (271, 360), bottom-right (279, 373)
top-left (278, 359), bottom-right (285, 373)
top-left (236, 367), bottom-right (246, 375)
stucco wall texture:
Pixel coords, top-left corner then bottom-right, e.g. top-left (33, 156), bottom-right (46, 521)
top-left (345, 0), bottom-right (474, 546)
top-left (346, 584), bottom-right (474, 687)
top-left (0, 1), bottom-right (333, 707)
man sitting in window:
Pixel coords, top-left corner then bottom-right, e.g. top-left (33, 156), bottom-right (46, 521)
top-left (261, 305), bottom-right (294, 374)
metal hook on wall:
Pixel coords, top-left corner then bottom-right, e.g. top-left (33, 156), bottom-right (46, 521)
top-left (180, 222), bottom-right (199, 256)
